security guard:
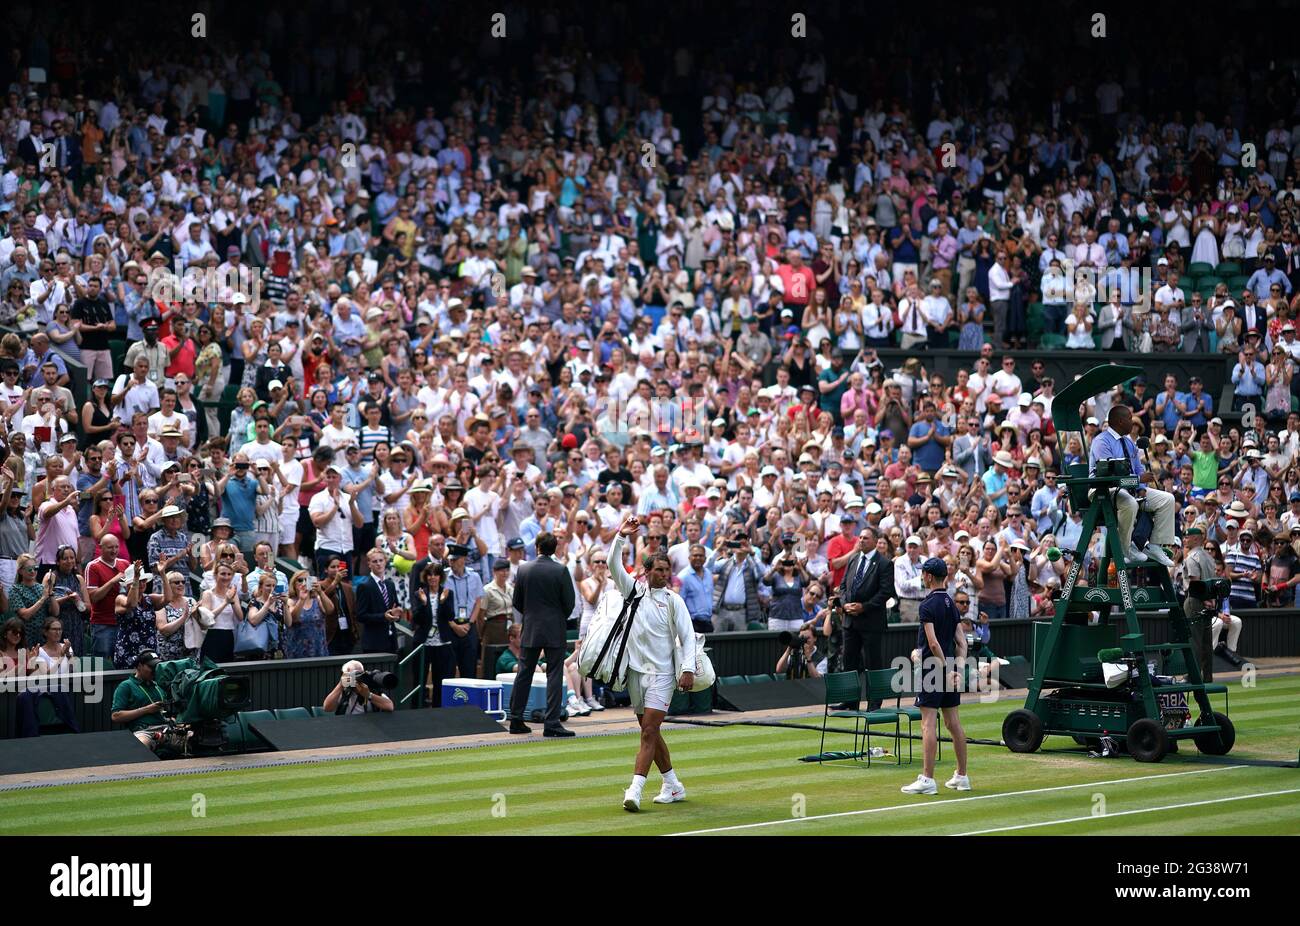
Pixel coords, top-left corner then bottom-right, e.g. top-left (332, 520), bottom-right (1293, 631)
top-left (901, 558), bottom-right (971, 796)
top-left (1181, 528), bottom-right (1217, 682)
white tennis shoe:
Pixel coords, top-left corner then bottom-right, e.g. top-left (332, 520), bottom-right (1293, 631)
top-left (944, 773), bottom-right (971, 791)
top-left (623, 787), bottom-right (641, 812)
top-left (901, 775), bottom-right (938, 795)
top-left (652, 782), bottom-right (687, 804)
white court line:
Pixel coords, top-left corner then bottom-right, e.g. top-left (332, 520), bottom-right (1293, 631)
top-left (954, 787), bottom-right (1300, 835)
top-left (666, 765), bottom-right (1245, 836)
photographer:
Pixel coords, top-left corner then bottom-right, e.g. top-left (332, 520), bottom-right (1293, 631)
top-left (775, 622), bottom-right (826, 679)
top-left (762, 534), bottom-right (811, 632)
top-left (707, 528), bottom-right (764, 632)
top-left (324, 659), bottom-right (395, 714)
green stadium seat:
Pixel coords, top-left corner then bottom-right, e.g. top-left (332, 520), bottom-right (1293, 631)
top-left (1228, 275), bottom-right (1250, 294)
top-left (1195, 276), bottom-right (1222, 292)
top-left (108, 339), bottom-right (127, 376)
top-left (35, 696), bottom-right (74, 733)
top-left (718, 675), bottom-right (747, 686)
top-left (1026, 303), bottom-right (1046, 342)
top-left (273, 707), bottom-right (313, 721)
top-left (237, 709), bottom-right (277, 745)
top-left (1039, 332), bottom-right (1067, 350)
top-left (745, 674), bottom-right (777, 684)
top-left (688, 688), bottom-right (715, 713)
top-left (310, 706), bottom-right (332, 717)
top-left (1187, 261), bottom-right (1215, 278)
top-left (1214, 261), bottom-right (1241, 278)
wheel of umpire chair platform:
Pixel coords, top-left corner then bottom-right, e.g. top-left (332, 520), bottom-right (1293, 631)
top-left (1192, 711), bottom-right (1235, 756)
top-left (1002, 709), bottom-right (1044, 753)
top-left (1126, 718), bottom-right (1169, 762)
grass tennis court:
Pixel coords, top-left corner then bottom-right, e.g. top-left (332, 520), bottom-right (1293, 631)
top-left (1, 676), bottom-right (1296, 836)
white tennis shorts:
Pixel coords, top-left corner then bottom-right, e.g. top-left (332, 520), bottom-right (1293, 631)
top-left (626, 670), bottom-right (675, 714)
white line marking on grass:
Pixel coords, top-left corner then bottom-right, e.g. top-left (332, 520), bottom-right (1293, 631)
top-left (953, 787), bottom-right (1300, 835)
top-left (666, 765), bottom-right (1245, 835)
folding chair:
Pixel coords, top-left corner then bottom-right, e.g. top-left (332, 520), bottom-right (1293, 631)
top-left (865, 668), bottom-right (920, 765)
top-left (821, 671), bottom-right (905, 767)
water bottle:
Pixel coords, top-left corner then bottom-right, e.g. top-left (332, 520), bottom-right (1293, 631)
top-left (868, 746), bottom-right (887, 758)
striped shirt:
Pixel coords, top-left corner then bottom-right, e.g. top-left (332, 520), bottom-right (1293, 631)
top-left (1222, 543), bottom-right (1261, 605)
top-left (359, 425), bottom-right (392, 460)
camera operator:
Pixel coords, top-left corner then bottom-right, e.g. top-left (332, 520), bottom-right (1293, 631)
top-left (324, 659), bottom-right (395, 714)
top-left (109, 649), bottom-right (169, 749)
top-left (775, 622), bottom-right (826, 679)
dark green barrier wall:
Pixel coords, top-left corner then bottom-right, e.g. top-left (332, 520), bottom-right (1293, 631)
top-left (704, 609), bottom-right (1299, 678)
top-left (0, 653), bottom-right (398, 739)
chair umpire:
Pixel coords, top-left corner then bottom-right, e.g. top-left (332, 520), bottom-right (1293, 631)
top-left (507, 531), bottom-right (577, 736)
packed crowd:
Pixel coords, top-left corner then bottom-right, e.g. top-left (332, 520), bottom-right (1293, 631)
top-left (0, 5), bottom-right (1297, 696)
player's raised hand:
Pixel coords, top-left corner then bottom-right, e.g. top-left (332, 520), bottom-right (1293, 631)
top-left (619, 514), bottom-right (640, 537)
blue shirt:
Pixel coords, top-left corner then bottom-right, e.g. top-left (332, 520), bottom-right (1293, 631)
top-left (341, 464), bottom-right (376, 522)
top-left (222, 474), bottom-right (259, 531)
top-left (1155, 390), bottom-right (1188, 431)
top-left (908, 419), bottom-right (951, 473)
top-left (677, 567), bottom-right (714, 622)
top-left (446, 568), bottom-right (484, 618)
top-left (1231, 361), bottom-right (1266, 398)
top-left (1246, 267), bottom-right (1290, 301)
top-left (1089, 427), bottom-right (1144, 479)
top-left (981, 466), bottom-right (1009, 510)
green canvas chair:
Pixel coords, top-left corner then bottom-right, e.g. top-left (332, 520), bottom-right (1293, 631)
top-left (820, 671), bottom-right (904, 767)
top-left (865, 668), bottom-right (920, 765)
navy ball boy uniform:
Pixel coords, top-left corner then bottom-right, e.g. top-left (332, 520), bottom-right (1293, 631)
top-left (915, 587), bottom-right (962, 709)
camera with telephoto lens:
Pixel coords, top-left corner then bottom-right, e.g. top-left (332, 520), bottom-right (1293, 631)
top-left (355, 669), bottom-right (397, 691)
top-left (778, 629), bottom-right (812, 679)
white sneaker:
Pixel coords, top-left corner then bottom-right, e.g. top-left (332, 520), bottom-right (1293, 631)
top-left (1124, 544), bottom-right (1148, 564)
top-left (1144, 544), bottom-right (1174, 567)
top-left (566, 695), bottom-right (591, 716)
top-left (652, 782), bottom-right (687, 804)
top-left (584, 696), bottom-right (605, 712)
top-left (623, 787), bottom-right (641, 812)
top-left (900, 775), bottom-right (938, 795)
top-left (945, 773), bottom-right (972, 791)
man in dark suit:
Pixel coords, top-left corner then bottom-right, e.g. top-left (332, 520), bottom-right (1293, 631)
top-left (355, 549), bottom-right (402, 653)
top-left (838, 525), bottom-right (894, 710)
top-left (508, 532), bottom-right (577, 737)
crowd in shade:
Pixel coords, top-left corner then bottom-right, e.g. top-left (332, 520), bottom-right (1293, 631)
top-left (0, 1), bottom-right (1296, 694)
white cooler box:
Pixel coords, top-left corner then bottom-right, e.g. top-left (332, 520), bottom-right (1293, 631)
top-left (441, 678), bottom-right (505, 719)
top-left (497, 672), bottom-right (572, 715)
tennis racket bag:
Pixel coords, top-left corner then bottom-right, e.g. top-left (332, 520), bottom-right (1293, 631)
top-left (579, 586), bottom-right (642, 691)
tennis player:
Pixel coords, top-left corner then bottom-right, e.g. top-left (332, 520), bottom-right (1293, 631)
top-left (609, 514), bottom-right (697, 811)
